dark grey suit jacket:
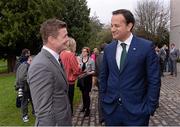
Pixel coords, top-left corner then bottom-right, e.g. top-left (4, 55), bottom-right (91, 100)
top-left (28, 49), bottom-right (72, 126)
top-left (159, 48), bottom-right (166, 61)
top-left (95, 52), bottom-right (104, 84)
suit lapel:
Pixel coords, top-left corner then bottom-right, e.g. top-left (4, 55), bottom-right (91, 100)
top-left (119, 36), bottom-right (137, 74)
top-left (42, 49), bottom-right (68, 84)
top-left (111, 40), bottom-right (120, 72)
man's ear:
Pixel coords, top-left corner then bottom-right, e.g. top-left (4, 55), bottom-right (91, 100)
top-left (127, 23), bottom-right (133, 31)
top-left (48, 36), bottom-right (55, 44)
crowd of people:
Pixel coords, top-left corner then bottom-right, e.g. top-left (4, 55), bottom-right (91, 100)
top-left (155, 43), bottom-right (179, 77)
top-left (14, 9), bottom-right (179, 126)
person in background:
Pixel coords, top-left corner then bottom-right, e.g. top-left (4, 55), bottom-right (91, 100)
top-left (91, 48), bottom-right (99, 90)
top-left (155, 46), bottom-right (160, 56)
top-left (91, 48), bottom-right (99, 62)
top-left (28, 18), bottom-right (72, 126)
top-left (14, 48), bottom-right (30, 72)
top-left (16, 56), bottom-right (34, 122)
top-left (159, 44), bottom-right (167, 77)
top-left (169, 43), bottom-right (179, 77)
top-left (60, 37), bottom-right (82, 115)
top-left (100, 9), bottom-right (161, 126)
top-left (15, 48), bottom-right (31, 110)
top-left (164, 44), bottom-right (170, 72)
top-left (77, 47), bottom-right (95, 117)
top-left (95, 43), bottom-right (107, 124)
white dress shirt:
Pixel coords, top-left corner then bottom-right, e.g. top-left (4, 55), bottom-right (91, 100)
top-left (43, 46), bottom-right (60, 64)
top-left (116, 33), bottom-right (133, 69)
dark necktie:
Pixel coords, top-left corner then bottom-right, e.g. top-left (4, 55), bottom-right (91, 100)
top-left (120, 43), bottom-right (127, 71)
top-left (58, 58), bottom-right (64, 70)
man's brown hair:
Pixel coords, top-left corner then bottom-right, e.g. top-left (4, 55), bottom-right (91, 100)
top-left (112, 9), bottom-right (135, 31)
top-left (40, 18), bottom-right (67, 44)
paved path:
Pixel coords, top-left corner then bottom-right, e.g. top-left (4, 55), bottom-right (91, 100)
top-left (72, 64), bottom-right (180, 126)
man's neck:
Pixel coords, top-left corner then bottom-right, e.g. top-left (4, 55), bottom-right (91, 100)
top-left (45, 44), bottom-right (60, 54)
top-left (119, 32), bottom-right (132, 42)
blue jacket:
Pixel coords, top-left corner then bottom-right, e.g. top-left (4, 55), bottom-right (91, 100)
top-left (100, 36), bottom-right (161, 116)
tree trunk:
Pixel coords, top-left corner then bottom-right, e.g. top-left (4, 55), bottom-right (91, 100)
top-left (7, 55), bottom-right (16, 73)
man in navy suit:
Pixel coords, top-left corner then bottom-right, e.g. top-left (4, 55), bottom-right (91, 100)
top-left (100, 9), bottom-right (161, 126)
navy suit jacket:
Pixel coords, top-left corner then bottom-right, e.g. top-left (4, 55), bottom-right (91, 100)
top-left (100, 36), bottom-right (161, 116)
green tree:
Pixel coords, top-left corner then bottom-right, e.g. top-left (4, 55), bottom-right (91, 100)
top-left (0, 0), bottom-right (91, 72)
top-left (61, 0), bottom-right (91, 52)
top-left (88, 14), bottom-right (104, 50)
top-left (87, 14), bottom-right (112, 51)
top-left (0, 0), bottom-right (42, 72)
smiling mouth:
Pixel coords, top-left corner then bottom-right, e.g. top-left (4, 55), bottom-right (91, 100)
top-left (112, 33), bottom-right (117, 36)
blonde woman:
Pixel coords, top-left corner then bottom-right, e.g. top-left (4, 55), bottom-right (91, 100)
top-left (60, 37), bottom-right (82, 115)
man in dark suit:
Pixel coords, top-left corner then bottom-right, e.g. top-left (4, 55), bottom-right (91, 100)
top-left (28, 19), bottom-right (72, 126)
top-left (100, 9), bottom-right (161, 126)
top-left (95, 43), bottom-right (107, 124)
top-left (159, 44), bottom-right (167, 76)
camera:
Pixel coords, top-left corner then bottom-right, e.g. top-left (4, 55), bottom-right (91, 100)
top-left (18, 88), bottom-right (23, 98)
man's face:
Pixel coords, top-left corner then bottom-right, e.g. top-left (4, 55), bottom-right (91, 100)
top-left (27, 57), bottom-right (32, 64)
top-left (171, 44), bottom-right (175, 49)
top-left (51, 28), bottom-right (69, 53)
top-left (111, 14), bottom-right (132, 42)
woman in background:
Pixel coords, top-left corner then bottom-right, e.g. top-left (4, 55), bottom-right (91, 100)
top-left (60, 37), bottom-right (82, 115)
top-left (77, 47), bottom-right (95, 117)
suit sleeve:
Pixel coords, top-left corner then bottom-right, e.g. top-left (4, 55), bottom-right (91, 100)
top-left (177, 49), bottom-right (180, 59)
top-left (28, 63), bottom-right (54, 116)
top-left (99, 47), bottom-right (109, 100)
top-left (146, 43), bottom-right (161, 115)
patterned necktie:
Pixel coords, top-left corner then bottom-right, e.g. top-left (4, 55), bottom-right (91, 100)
top-left (120, 43), bottom-right (127, 71)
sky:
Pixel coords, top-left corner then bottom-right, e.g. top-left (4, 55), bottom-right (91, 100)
top-left (87, 0), bottom-right (169, 25)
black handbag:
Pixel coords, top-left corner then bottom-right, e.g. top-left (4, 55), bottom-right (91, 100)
top-left (77, 77), bottom-right (85, 90)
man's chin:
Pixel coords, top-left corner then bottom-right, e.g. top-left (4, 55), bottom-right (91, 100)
top-left (112, 37), bottom-right (118, 40)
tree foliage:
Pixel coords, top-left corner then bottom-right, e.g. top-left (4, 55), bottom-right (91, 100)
top-left (88, 15), bottom-right (112, 51)
top-left (0, 0), bottom-right (91, 72)
top-left (134, 0), bottom-right (170, 46)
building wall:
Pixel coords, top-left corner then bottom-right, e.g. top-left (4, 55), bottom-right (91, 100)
top-left (170, 0), bottom-right (180, 49)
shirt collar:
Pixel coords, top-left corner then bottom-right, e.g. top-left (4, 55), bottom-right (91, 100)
top-left (117, 33), bottom-right (133, 47)
top-left (42, 46), bottom-right (59, 61)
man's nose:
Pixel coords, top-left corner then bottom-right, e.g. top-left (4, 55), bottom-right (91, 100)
top-left (111, 26), bottom-right (116, 32)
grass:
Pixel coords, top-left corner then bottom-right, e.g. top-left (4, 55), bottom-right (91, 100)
top-left (0, 74), bottom-right (34, 126)
top-left (74, 81), bottom-right (82, 107)
top-left (0, 73), bottom-right (81, 126)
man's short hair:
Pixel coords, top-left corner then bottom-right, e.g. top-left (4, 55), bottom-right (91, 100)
top-left (21, 48), bottom-right (30, 57)
top-left (40, 18), bottom-right (67, 44)
top-left (112, 9), bottom-right (135, 31)
top-left (171, 43), bottom-right (175, 46)
top-left (100, 43), bottom-right (108, 51)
